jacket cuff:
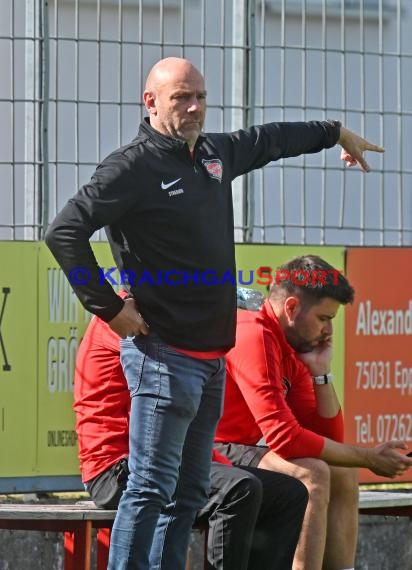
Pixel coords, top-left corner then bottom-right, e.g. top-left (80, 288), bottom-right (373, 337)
top-left (96, 295), bottom-right (125, 323)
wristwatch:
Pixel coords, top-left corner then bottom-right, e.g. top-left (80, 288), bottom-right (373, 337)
top-left (313, 373), bottom-right (334, 385)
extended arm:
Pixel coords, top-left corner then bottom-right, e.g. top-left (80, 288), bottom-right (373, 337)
top-left (219, 120), bottom-right (383, 179)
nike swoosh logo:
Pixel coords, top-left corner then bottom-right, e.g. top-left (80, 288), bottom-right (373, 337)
top-left (161, 178), bottom-right (182, 190)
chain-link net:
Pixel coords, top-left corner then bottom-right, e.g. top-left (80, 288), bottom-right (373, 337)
top-left (1, 0), bottom-right (411, 244)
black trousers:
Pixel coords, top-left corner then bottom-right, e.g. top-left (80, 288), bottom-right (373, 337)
top-left (86, 460), bottom-right (307, 570)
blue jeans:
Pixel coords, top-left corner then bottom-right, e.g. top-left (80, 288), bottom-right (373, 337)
top-left (108, 333), bottom-right (225, 570)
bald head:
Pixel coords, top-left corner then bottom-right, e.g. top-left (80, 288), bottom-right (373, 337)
top-left (145, 57), bottom-right (203, 92)
top-left (143, 57), bottom-right (206, 149)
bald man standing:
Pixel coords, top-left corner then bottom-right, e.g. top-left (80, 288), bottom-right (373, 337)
top-left (46, 57), bottom-right (384, 569)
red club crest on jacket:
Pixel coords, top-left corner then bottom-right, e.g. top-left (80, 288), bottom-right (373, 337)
top-left (202, 158), bottom-right (223, 182)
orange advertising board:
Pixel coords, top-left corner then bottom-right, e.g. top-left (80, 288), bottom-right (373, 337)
top-left (345, 248), bottom-right (412, 483)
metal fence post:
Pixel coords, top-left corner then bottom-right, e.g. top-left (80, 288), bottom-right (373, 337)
top-left (24, 0), bottom-right (40, 240)
top-left (40, 0), bottom-right (50, 239)
top-left (231, 0), bottom-right (247, 243)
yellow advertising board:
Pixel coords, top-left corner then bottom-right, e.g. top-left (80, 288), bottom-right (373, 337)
top-left (36, 243), bottom-right (121, 479)
top-left (0, 242), bottom-right (38, 478)
top-left (36, 245), bottom-right (91, 476)
top-left (0, 242), bottom-right (121, 491)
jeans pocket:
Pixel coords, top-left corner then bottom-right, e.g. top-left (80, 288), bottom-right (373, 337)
top-left (120, 338), bottom-right (146, 395)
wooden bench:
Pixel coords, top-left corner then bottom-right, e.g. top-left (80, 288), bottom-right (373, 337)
top-left (1, 491), bottom-right (411, 569)
top-left (0, 501), bottom-right (206, 570)
top-left (0, 502), bottom-right (116, 570)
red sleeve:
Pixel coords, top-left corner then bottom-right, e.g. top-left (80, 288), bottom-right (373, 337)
top-left (226, 313), bottom-right (325, 459)
top-left (74, 312), bottom-right (129, 482)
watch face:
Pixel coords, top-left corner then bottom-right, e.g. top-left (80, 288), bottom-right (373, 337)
top-left (314, 377), bottom-right (324, 384)
top-left (313, 374), bottom-right (332, 385)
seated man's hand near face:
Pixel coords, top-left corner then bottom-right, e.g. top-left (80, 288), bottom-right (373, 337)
top-left (297, 338), bottom-right (333, 377)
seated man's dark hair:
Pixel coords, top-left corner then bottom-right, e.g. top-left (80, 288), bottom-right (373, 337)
top-left (269, 255), bottom-right (354, 305)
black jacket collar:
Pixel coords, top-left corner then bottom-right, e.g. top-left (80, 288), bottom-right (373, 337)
top-left (137, 117), bottom-right (206, 152)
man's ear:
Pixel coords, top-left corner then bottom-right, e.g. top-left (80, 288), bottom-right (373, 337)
top-left (284, 296), bottom-right (300, 324)
top-left (143, 90), bottom-right (157, 115)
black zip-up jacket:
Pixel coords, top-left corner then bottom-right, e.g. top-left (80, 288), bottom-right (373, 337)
top-left (45, 118), bottom-right (339, 351)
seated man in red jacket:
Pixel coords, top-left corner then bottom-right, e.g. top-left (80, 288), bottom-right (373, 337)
top-left (74, 299), bottom-right (308, 570)
top-left (215, 255), bottom-right (412, 570)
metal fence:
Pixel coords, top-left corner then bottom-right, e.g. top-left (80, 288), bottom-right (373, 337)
top-left (1, 0), bottom-right (411, 245)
